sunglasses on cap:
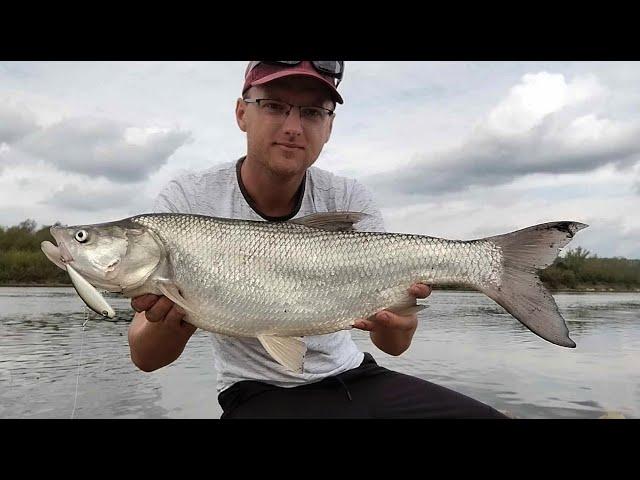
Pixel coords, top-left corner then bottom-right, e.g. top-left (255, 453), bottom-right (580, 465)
top-left (247, 61), bottom-right (345, 86)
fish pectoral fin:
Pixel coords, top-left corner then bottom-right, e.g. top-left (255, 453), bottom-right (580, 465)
top-left (291, 212), bottom-right (371, 231)
top-left (258, 335), bottom-right (307, 374)
top-left (156, 280), bottom-right (196, 314)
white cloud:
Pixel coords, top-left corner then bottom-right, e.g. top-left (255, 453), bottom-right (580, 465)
top-left (379, 174), bottom-right (640, 258)
top-left (44, 183), bottom-right (145, 212)
top-left (13, 116), bottom-right (192, 182)
top-left (124, 126), bottom-right (174, 146)
top-left (0, 162), bottom-right (155, 227)
top-left (484, 72), bottom-right (606, 136)
top-left (364, 71), bottom-right (640, 204)
top-left (0, 100), bottom-right (40, 143)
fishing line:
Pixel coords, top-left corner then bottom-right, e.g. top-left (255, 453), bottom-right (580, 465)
top-left (71, 306), bottom-right (89, 420)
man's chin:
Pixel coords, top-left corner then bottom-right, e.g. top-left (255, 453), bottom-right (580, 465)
top-left (268, 154), bottom-right (307, 178)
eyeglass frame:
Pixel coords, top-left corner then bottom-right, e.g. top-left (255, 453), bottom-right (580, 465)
top-left (242, 98), bottom-right (335, 124)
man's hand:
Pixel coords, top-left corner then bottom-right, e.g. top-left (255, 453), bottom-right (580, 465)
top-left (128, 294), bottom-right (197, 372)
top-left (353, 283), bottom-right (432, 356)
top-left (131, 294), bottom-right (195, 334)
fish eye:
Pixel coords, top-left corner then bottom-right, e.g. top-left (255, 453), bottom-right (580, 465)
top-left (74, 230), bottom-right (89, 243)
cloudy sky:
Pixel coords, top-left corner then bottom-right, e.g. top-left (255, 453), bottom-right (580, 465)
top-left (1, 61), bottom-right (639, 258)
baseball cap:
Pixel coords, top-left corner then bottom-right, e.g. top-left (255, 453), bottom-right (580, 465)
top-left (242, 61), bottom-right (344, 104)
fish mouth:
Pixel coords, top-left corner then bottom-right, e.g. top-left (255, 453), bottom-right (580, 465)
top-left (41, 228), bottom-right (74, 270)
top-left (41, 239), bottom-right (122, 294)
top-left (51, 227), bottom-right (74, 262)
top-left (41, 240), bottom-right (117, 318)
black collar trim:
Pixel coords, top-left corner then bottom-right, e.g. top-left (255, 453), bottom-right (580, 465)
top-left (235, 157), bottom-right (306, 222)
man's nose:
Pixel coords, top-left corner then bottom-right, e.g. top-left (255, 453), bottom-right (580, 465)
top-left (281, 107), bottom-right (304, 136)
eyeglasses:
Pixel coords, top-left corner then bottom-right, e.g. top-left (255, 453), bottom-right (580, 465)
top-left (247, 61), bottom-right (344, 86)
top-left (243, 98), bottom-right (335, 125)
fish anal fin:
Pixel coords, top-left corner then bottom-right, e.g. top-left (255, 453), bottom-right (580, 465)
top-left (388, 304), bottom-right (426, 316)
top-left (258, 335), bottom-right (307, 373)
top-left (385, 294), bottom-right (427, 316)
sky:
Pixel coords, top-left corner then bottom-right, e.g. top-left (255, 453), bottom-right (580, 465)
top-left (1, 61), bottom-right (639, 258)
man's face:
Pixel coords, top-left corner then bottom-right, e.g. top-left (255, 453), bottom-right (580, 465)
top-left (236, 76), bottom-right (335, 178)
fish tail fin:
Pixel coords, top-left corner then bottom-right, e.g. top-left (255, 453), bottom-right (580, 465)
top-left (476, 221), bottom-right (588, 348)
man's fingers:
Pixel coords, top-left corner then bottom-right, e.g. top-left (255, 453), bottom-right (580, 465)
top-left (163, 304), bottom-right (196, 333)
top-left (409, 283), bottom-right (432, 299)
top-left (352, 319), bottom-right (375, 331)
top-left (164, 303), bottom-right (187, 326)
top-left (353, 310), bottom-right (417, 332)
top-left (375, 311), bottom-right (417, 331)
top-left (131, 294), bottom-right (160, 312)
top-left (144, 296), bottom-right (175, 323)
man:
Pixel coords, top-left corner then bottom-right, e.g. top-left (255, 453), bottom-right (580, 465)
top-left (128, 61), bottom-right (507, 418)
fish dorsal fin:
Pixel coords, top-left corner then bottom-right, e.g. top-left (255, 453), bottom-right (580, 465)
top-left (156, 279), bottom-right (196, 314)
top-left (291, 212), bottom-right (370, 231)
top-left (258, 335), bottom-right (307, 373)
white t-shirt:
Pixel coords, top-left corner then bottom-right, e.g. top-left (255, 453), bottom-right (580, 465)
top-left (154, 158), bottom-right (386, 392)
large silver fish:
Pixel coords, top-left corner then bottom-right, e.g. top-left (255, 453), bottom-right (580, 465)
top-left (41, 212), bottom-right (587, 372)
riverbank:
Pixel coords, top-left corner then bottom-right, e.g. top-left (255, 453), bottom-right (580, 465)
top-left (552, 287), bottom-right (640, 293)
top-left (432, 283), bottom-right (640, 293)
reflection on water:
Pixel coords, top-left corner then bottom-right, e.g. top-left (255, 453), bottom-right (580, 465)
top-left (1, 287), bottom-right (638, 418)
top-left (0, 287), bottom-right (220, 419)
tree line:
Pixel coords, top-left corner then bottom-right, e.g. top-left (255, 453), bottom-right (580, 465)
top-left (0, 220), bottom-right (69, 284)
top-left (1, 219), bottom-right (639, 290)
top-left (538, 246), bottom-right (640, 291)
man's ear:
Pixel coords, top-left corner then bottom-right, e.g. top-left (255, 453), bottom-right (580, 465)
top-left (236, 97), bottom-right (248, 132)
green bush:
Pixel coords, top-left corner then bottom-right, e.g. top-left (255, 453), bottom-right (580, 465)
top-left (539, 248), bottom-right (640, 290)
top-left (0, 219), bottom-right (70, 285)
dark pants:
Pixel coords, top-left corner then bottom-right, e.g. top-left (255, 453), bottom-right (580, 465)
top-left (218, 352), bottom-right (508, 419)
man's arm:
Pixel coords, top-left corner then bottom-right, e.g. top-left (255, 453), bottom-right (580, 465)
top-left (128, 295), bottom-right (197, 372)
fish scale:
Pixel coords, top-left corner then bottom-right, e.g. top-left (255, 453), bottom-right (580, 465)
top-left (130, 214), bottom-right (501, 337)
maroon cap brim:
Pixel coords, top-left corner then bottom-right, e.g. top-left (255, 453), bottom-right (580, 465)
top-left (245, 69), bottom-right (344, 105)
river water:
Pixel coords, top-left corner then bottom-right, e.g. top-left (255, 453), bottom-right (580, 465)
top-left (1, 287), bottom-right (638, 418)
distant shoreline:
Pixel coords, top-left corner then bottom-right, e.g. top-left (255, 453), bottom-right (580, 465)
top-left (2, 283), bottom-right (639, 293)
top-left (433, 286), bottom-right (640, 293)
top-left (433, 285), bottom-right (640, 293)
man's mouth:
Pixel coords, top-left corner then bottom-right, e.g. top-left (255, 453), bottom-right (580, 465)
top-left (274, 142), bottom-right (304, 150)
